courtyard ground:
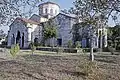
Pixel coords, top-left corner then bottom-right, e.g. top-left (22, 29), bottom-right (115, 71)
top-left (0, 48), bottom-right (119, 80)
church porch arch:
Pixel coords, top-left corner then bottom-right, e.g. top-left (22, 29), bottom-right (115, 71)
top-left (22, 33), bottom-right (24, 48)
top-left (16, 31), bottom-right (21, 45)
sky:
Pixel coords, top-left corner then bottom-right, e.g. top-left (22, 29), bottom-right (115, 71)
top-left (46, 0), bottom-right (75, 9)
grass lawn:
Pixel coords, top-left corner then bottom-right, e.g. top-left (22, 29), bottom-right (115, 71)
top-left (0, 49), bottom-right (119, 80)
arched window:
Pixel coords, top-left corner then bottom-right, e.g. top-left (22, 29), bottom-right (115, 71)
top-left (50, 9), bottom-right (53, 14)
top-left (40, 9), bottom-right (43, 14)
top-left (45, 8), bottom-right (47, 14)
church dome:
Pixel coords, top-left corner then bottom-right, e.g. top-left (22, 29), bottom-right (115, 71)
top-left (38, 1), bottom-right (60, 19)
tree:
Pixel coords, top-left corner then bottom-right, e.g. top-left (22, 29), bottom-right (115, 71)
top-left (72, 23), bottom-right (82, 45)
top-left (43, 20), bottom-right (57, 47)
top-left (107, 25), bottom-right (120, 49)
top-left (0, 0), bottom-right (43, 26)
top-left (0, 29), bottom-right (6, 40)
top-left (71, 0), bottom-right (120, 23)
top-left (71, 0), bottom-right (120, 61)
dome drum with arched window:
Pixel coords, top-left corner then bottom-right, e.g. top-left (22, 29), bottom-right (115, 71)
top-left (38, 1), bottom-right (60, 19)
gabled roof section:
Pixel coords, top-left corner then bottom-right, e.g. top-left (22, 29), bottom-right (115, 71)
top-left (51, 12), bottom-right (76, 20)
top-left (29, 14), bottom-right (41, 23)
top-left (59, 12), bottom-right (76, 18)
top-left (16, 17), bottom-right (40, 25)
top-left (29, 14), bottom-right (48, 23)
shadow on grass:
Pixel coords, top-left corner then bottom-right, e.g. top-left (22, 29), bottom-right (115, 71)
top-left (20, 54), bottom-right (79, 62)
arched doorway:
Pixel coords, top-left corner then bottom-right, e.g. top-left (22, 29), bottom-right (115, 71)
top-left (57, 38), bottom-right (62, 47)
top-left (22, 33), bottom-right (24, 47)
top-left (16, 31), bottom-right (21, 45)
top-left (34, 37), bottom-right (38, 46)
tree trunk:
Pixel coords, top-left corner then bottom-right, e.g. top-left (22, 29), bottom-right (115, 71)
top-left (100, 32), bottom-right (103, 52)
top-left (90, 47), bottom-right (94, 61)
top-left (90, 37), bottom-right (94, 62)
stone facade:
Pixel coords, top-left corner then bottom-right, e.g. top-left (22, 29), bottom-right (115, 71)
top-left (72, 23), bottom-right (107, 48)
top-left (8, 18), bottom-right (27, 48)
top-left (52, 13), bottom-right (76, 47)
top-left (7, 18), bottom-right (41, 48)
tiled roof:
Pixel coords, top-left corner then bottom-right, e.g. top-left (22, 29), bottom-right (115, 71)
top-left (29, 14), bottom-right (41, 23)
top-left (16, 17), bottom-right (40, 25)
top-left (51, 12), bottom-right (76, 20)
top-left (59, 12), bottom-right (76, 18)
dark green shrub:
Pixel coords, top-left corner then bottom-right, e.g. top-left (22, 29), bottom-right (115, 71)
top-left (75, 41), bottom-right (81, 48)
top-left (67, 40), bottom-right (72, 48)
top-left (116, 44), bottom-right (120, 50)
top-left (34, 43), bottom-right (42, 48)
top-left (1, 41), bottom-right (7, 48)
top-left (93, 48), bottom-right (98, 52)
top-left (82, 48), bottom-right (98, 52)
top-left (102, 47), bottom-right (109, 52)
top-left (108, 46), bottom-right (115, 55)
top-left (34, 42), bottom-right (38, 47)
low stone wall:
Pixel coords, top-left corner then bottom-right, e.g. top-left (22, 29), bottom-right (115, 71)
top-left (36, 47), bottom-right (57, 52)
top-left (36, 47), bottom-right (82, 53)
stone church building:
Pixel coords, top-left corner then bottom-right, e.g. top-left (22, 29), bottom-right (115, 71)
top-left (7, 1), bottom-right (107, 48)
